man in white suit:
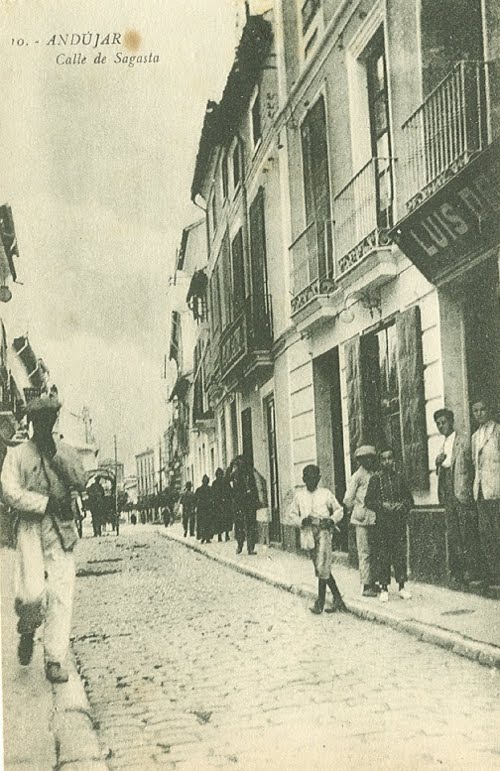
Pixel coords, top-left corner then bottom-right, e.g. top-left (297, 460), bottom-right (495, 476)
top-left (471, 399), bottom-right (500, 587)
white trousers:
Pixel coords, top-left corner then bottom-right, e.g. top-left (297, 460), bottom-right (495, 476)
top-left (15, 515), bottom-right (75, 664)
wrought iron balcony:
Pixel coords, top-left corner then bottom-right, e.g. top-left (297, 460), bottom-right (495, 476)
top-left (401, 61), bottom-right (494, 212)
top-left (290, 221), bottom-right (336, 315)
top-left (333, 157), bottom-right (395, 277)
top-left (219, 294), bottom-right (273, 383)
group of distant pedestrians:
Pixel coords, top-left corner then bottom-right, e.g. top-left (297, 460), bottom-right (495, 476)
top-left (179, 455), bottom-right (261, 555)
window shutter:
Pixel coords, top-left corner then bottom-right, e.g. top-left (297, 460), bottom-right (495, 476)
top-left (396, 305), bottom-right (429, 491)
top-left (344, 335), bottom-right (367, 465)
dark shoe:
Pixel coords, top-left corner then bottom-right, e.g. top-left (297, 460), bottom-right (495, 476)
top-left (247, 550), bottom-right (257, 555)
top-left (225, 534), bottom-right (230, 542)
top-left (18, 633), bottom-right (34, 665)
top-left (45, 661), bottom-right (69, 683)
top-left (218, 535), bottom-right (222, 542)
top-left (362, 586), bottom-right (378, 598)
top-left (183, 532), bottom-right (187, 537)
top-left (236, 545), bottom-right (243, 554)
top-left (309, 601), bottom-right (324, 615)
top-left (333, 599), bottom-right (348, 612)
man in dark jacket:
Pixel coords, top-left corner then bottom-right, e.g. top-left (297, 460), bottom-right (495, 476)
top-left (365, 449), bottom-right (413, 602)
top-left (228, 456), bottom-right (259, 555)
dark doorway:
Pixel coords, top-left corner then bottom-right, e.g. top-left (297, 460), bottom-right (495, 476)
top-left (313, 348), bottom-right (347, 551)
top-left (241, 407), bottom-right (254, 467)
top-left (265, 395), bottom-right (281, 542)
top-left (463, 259), bottom-right (500, 419)
top-left (229, 400), bottom-right (239, 462)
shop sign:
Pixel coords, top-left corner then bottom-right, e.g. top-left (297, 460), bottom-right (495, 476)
top-left (391, 138), bottom-right (500, 282)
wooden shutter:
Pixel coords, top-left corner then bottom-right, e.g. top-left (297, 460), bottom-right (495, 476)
top-left (231, 229), bottom-right (245, 310)
top-left (249, 188), bottom-right (271, 347)
top-left (396, 305), bottom-right (429, 491)
top-left (344, 335), bottom-right (367, 465)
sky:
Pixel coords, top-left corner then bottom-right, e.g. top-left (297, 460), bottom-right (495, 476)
top-left (0, 0), bottom-right (241, 473)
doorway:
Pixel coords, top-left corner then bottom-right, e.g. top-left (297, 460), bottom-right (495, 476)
top-left (313, 348), bottom-right (348, 550)
top-left (265, 395), bottom-right (281, 542)
top-left (241, 407), bottom-right (254, 467)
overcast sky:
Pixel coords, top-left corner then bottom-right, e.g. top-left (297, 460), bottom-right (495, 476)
top-left (0, 0), bottom-right (240, 472)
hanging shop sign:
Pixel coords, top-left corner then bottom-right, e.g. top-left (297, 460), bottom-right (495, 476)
top-left (390, 137), bottom-right (500, 283)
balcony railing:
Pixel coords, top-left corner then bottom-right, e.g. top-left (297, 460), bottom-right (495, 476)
top-left (401, 60), bottom-right (492, 211)
top-left (219, 295), bottom-right (273, 377)
top-left (333, 157), bottom-right (394, 276)
top-left (290, 221), bottom-right (335, 314)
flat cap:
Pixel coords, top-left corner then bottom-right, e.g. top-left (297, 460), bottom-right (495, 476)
top-left (355, 445), bottom-right (377, 458)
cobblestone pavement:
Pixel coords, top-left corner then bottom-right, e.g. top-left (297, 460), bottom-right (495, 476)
top-left (71, 527), bottom-right (500, 770)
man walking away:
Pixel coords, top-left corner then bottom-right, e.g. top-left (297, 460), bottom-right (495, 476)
top-left (434, 408), bottom-right (479, 586)
top-left (212, 467), bottom-right (231, 542)
top-left (1, 394), bottom-right (86, 683)
top-left (228, 456), bottom-right (259, 555)
top-left (195, 475), bottom-right (213, 544)
top-left (343, 446), bottom-right (378, 597)
top-left (365, 448), bottom-right (413, 602)
top-left (180, 481), bottom-right (196, 537)
top-left (289, 464), bottom-right (347, 614)
top-left (471, 399), bottom-right (500, 588)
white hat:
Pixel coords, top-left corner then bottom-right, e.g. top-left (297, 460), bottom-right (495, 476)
top-left (355, 445), bottom-right (377, 458)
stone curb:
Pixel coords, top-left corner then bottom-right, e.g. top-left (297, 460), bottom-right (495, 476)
top-left (161, 530), bottom-right (500, 671)
top-left (50, 655), bottom-right (109, 770)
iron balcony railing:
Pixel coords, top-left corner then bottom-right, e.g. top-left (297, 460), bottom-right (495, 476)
top-left (219, 294), bottom-right (273, 376)
top-left (333, 157), bottom-right (395, 276)
top-left (401, 60), bottom-right (493, 211)
top-left (289, 220), bottom-right (335, 313)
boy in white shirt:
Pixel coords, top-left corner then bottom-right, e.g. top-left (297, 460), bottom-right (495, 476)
top-left (289, 464), bottom-right (347, 614)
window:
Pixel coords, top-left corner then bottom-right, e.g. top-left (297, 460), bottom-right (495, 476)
top-left (251, 89), bottom-right (262, 148)
top-left (232, 141), bottom-right (241, 191)
top-left (231, 229), bottom-right (246, 310)
top-left (222, 153), bottom-right (229, 200)
top-left (249, 188), bottom-right (272, 346)
top-left (301, 0), bottom-right (320, 35)
top-left (365, 28), bottom-right (393, 229)
top-left (207, 190), bottom-right (217, 242)
top-left (300, 96), bottom-right (333, 280)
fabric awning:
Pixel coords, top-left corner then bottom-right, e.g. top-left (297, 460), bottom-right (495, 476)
top-left (169, 376), bottom-right (190, 402)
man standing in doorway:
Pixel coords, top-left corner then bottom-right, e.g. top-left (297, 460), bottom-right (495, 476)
top-left (434, 408), bottom-right (479, 586)
top-left (471, 399), bottom-right (500, 587)
top-left (343, 445), bottom-right (378, 597)
top-left (1, 394), bottom-right (86, 683)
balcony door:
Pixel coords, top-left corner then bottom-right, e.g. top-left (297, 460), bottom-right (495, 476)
top-left (301, 95), bottom-right (332, 281)
top-left (265, 395), bottom-right (281, 543)
top-left (249, 189), bottom-right (272, 348)
top-left (420, 0), bottom-right (484, 95)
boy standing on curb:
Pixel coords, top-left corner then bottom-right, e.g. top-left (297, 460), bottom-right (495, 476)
top-left (343, 446), bottom-right (378, 598)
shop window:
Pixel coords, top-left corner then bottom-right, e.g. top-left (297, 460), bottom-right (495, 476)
top-left (345, 306), bottom-right (429, 491)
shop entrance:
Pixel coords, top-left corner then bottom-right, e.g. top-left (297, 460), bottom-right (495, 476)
top-left (463, 258), bottom-right (500, 417)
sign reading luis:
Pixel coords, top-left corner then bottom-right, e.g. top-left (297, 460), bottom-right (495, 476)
top-left (390, 138), bottom-right (500, 283)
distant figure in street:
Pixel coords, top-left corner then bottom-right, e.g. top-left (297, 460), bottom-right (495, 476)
top-left (228, 456), bottom-right (259, 555)
top-left (87, 477), bottom-right (105, 537)
top-left (162, 504), bottom-right (172, 528)
top-left (180, 481), bottom-right (196, 537)
top-left (471, 399), bottom-right (500, 587)
top-left (195, 475), bottom-right (213, 544)
top-left (131, 513), bottom-right (137, 525)
top-left (434, 408), bottom-right (480, 586)
top-left (365, 449), bottom-right (413, 602)
top-left (1, 394), bottom-right (86, 683)
top-left (343, 446), bottom-right (378, 597)
top-left (289, 464), bottom-right (346, 614)
top-left (211, 467), bottom-right (231, 542)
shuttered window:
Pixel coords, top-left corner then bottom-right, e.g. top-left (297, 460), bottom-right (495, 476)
top-left (249, 188), bottom-right (272, 347)
top-left (231, 228), bottom-right (246, 310)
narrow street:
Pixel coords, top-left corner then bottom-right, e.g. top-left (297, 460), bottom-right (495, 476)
top-left (72, 527), bottom-right (500, 770)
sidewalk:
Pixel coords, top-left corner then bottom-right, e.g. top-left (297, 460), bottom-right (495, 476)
top-left (1, 547), bottom-right (108, 770)
top-left (161, 523), bottom-right (500, 669)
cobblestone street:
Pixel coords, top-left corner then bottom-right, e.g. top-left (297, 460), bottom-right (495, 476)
top-left (72, 527), bottom-right (500, 770)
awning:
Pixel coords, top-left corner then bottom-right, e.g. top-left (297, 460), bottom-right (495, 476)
top-left (169, 375), bottom-right (190, 402)
top-left (186, 270), bottom-right (208, 303)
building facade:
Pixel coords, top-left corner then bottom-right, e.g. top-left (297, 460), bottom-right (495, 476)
top-left (168, 1), bottom-right (499, 584)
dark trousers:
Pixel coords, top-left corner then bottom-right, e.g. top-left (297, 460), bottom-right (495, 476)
top-left (441, 468), bottom-right (481, 582)
top-left (477, 496), bottom-right (500, 585)
top-left (376, 510), bottom-right (407, 588)
top-left (183, 510), bottom-right (195, 536)
top-left (234, 506), bottom-right (256, 552)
